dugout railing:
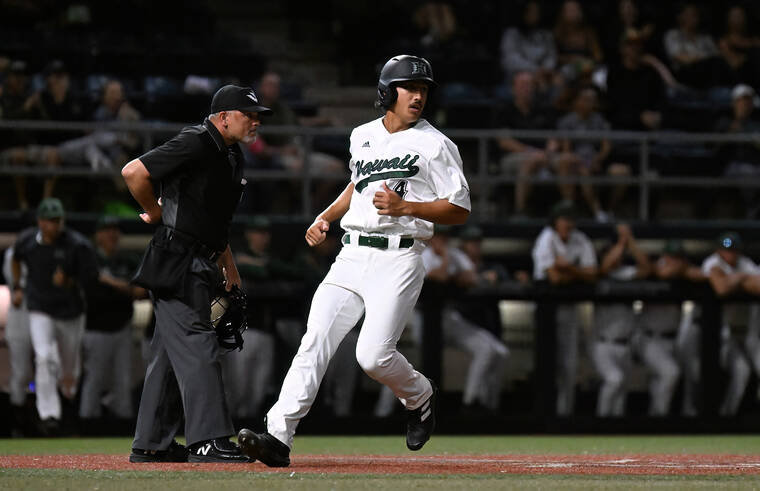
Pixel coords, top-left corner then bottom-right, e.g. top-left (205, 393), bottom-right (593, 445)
top-left (1, 120), bottom-right (760, 222)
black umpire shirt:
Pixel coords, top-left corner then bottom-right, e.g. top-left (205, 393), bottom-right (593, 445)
top-left (13, 227), bottom-right (99, 319)
top-left (139, 118), bottom-right (246, 252)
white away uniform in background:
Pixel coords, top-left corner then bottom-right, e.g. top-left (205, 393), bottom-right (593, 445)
top-left (532, 226), bottom-right (597, 416)
top-left (701, 253), bottom-right (760, 415)
top-left (266, 117), bottom-right (471, 447)
top-left (2, 247), bottom-right (32, 407)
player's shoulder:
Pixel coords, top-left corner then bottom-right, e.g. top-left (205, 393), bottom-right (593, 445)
top-left (63, 228), bottom-right (93, 248)
top-left (533, 226), bottom-right (554, 246)
top-left (701, 252), bottom-right (719, 266)
top-left (411, 119), bottom-right (452, 144)
top-left (351, 117), bottom-right (384, 139)
top-left (15, 227), bottom-right (37, 246)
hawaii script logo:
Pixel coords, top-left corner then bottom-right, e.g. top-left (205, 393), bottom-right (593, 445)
top-left (354, 154), bottom-right (420, 192)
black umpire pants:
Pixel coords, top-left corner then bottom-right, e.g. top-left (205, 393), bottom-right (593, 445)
top-left (133, 256), bottom-right (234, 449)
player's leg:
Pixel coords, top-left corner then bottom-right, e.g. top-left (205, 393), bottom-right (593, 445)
top-left (28, 311), bottom-right (62, 422)
top-left (108, 326), bottom-right (134, 419)
top-left (676, 318), bottom-right (701, 416)
top-left (79, 329), bottom-right (110, 418)
top-left (54, 314), bottom-right (85, 401)
top-left (555, 305), bottom-right (579, 416)
top-left (266, 282), bottom-right (364, 448)
top-left (591, 341), bottom-right (627, 417)
top-left (356, 251), bottom-right (430, 411)
top-left (640, 336), bottom-right (680, 416)
top-left (6, 303), bottom-right (32, 407)
top-left (132, 320), bottom-right (183, 452)
top-left (719, 330), bottom-right (751, 416)
top-left (322, 328), bottom-right (360, 417)
top-left (442, 308), bottom-right (508, 408)
top-left (155, 260), bottom-right (234, 448)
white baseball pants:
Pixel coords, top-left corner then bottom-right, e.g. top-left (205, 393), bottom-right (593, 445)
top-left (6, 302), bottom-right (32, 407)
top-left (267, 241), bottom-right (432, 448)
top-left (28, 311), bottom-right (85, 420)
top-left (79, 325), bottom-right (133, 419)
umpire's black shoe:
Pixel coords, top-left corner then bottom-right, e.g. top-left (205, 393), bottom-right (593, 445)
top-left (187, 438), bottom-right (252, 463)
top-left (406, 380), bottom-right (438, 451)
top-left (237, 428), bottom-right (290, 467)
top-left (129, 440), bottom-right (189, 463)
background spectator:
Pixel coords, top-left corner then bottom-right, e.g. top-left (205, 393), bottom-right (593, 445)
top-left (553, 0), bottom-right (603, 85)
top-left (499, 0), bottom-right (558, 94)
top-left (557, 86), bottom-right (632, 221)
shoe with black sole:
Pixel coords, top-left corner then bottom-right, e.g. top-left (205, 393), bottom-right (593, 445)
top-left (187, 438), bottom-right (252, 463)
top-left (129, 439), bottom-right (189, 463)
top-left (237, 428), bottom-right (290, 467)
top-left (406, 379), bottom-right (437, 451)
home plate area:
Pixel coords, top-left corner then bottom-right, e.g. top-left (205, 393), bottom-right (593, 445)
top-left (2, 454), bottom-right (760, 475)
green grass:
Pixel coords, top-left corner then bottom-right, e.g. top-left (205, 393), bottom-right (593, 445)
top-left (0, 469), bottom-right (758, 491)
top-left (1, 436), bottom-right (759, 490)
top-left (1, 435), bottom-right (759, 456)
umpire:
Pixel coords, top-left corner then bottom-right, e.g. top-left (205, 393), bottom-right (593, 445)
top-left (122, 85), bottom-right (271, 463)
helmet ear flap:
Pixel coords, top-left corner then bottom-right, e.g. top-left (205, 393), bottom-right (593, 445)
top-left (375, 83), bottom-right (397, 111)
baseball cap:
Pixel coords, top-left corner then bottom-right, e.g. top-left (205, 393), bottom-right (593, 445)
top-left (210, 85), bottom-right (273, 115)
top-left (663, 239), bottom-right (685, 256)
top-left (243, 215), bottom-right (271, 231)
top-left (43, 59), bottom-right (67, 77)
top-left (37, 197), bottom-right (65, 219)
top-left (8, 60), bottom-right (28, 75)
top-left (95, 214), bottom-right (120, 230)
top-left (718, 231), bottom-right (742, 250)
top-left (732, 84), bottom-right (756, 101)
top-left (549, 200), bottom-right (579, 221)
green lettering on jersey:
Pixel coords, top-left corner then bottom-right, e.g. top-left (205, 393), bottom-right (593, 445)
top-left (354, 155), bottom-right (420, 192)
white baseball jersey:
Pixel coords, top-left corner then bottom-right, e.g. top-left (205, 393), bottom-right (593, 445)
top-left (532, 226), bottom-right (597, 280)
top-left (702, 252), bottom-right (760, 327)
top-left (340, 117), bottom-right (471, 241)
top-left (421, 246), bottom-right (474, 275)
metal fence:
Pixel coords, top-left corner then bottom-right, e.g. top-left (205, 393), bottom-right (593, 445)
top-left (2, 119), bottom-right (759, 220)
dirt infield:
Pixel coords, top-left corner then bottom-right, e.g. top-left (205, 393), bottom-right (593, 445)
top-left (1, 454), bottom-right (760, 475)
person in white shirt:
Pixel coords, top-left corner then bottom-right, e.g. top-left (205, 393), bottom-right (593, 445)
top-left (238, 55), bottom-right (471, 467)
top-left (532, 200), bottom-right (597, 416)
top-left (702, 232), bottom-right (760, 415)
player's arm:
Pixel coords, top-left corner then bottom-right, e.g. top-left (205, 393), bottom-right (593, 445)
top-left (708, 266), bottom-right (745, 297)
top-left (218, 245), bottom-right (241, 291)
top-left (10, 257), bottom-right (23, 307)
top-left (305, 182), bottom-right (354, 247)
top-left (373, 182), bottom-right (469, 224)
top-left (121, 158), bottom-right (161, 224)
top-left (565, 264), bottom-right (598, 283)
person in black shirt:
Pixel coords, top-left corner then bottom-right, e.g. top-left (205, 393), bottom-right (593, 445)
top-left (79, 215), bottom-right (145, 422)
top-left (122, 85), bottom-right (271, 463)
top-left (11, 198), bottom-right (99, 434)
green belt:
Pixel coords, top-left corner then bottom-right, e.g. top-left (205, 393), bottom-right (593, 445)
top-left (342, 234), bottom-right (414, 249)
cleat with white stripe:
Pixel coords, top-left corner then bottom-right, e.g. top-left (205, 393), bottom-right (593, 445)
top-left (406, 379), bottom-right (437, 451)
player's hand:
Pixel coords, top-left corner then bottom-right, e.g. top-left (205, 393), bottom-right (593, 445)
top-left (52, 266), bottom-right (66, 287)
top-left (305, 218), bottom-right (329, 247)
top-left (223, 266), bottom-right (242, 291)
top-left (373, 182), bottom-right (408, 216)
top-left (554, 255), bottom-right (571, 269)
top-left (140, 198), bottom-right (162, 224)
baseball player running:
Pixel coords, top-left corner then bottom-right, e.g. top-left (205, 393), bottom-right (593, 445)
top-left (238, 54), bottom-right (471, 467)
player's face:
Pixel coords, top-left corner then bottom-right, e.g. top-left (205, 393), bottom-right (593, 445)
top-left (226, 110), bottom-right (261, 144)
top-left (718, 248), bottom-right (739, 267)
top-left (392, 80), bottom-right (429, 124)
top-left (95, 227), bottom-right (120, 254)
top-left (554, 217), bottom-right (574, 241)
top-left (37, 217), bottom-right (63, 243)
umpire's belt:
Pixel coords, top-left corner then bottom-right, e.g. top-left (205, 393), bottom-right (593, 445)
top-left (160, 226), bottom-right (223, 262)
top-left (342, 233), bottom-right (414, 250)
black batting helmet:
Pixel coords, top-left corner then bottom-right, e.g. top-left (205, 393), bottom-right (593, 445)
top-left (376, 55), bottom-right (437, 110)
top-left (211, 283), bottom-right (248, 353)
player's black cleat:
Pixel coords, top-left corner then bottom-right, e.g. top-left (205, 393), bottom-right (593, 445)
top-left (187, 438), bottom-right (252, 463)
top-left (237, 428), bottom-right (290, 467)
top-left (129, 439), bottom-right (189, 463)
top-left (406, 379), bottom-right (437, 451)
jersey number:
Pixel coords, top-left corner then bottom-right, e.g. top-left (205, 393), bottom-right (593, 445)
top-left (392, 180), bottom-right (409, 199)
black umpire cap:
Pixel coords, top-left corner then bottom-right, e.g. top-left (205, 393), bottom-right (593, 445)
top-left (210, 85), bottom-right (273, 115)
